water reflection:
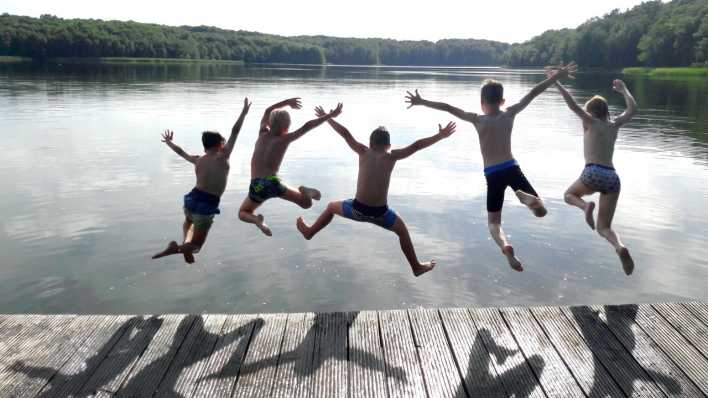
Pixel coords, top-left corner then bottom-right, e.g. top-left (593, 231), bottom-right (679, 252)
top-left (0, 63), bottom-right (706, 313)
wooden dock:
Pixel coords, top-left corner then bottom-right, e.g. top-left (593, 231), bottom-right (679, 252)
top-left (1, 302), bottom-right (707, 397)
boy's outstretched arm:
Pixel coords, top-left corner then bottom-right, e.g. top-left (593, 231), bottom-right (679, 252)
top-left (391, 121), bottom-right (456, 160)
top-left (223, 97), bottom-right (251, 159)
top-left (284, 103), bottom-right (343, 143)
top-left (507, 61), bottom-right (577, 115)
top-left (405, 90), bottom-right (479, 123)
top-left (314, 105), bottom-right (367, 154)
top-left (611, 79), bottom-right (638, 127)
top-left (260, 97), bottom-right (302, 133)
top-left (161, 130), bottom-right (199, 164)
top-left (553, 81), bottom-right (594, 122)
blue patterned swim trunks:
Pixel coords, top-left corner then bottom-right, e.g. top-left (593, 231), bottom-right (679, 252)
top-left (580, 164), bottom-right (621, 194)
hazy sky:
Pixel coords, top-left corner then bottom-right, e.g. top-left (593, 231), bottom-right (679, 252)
top-left (1, 0), bottom-right (654, 43)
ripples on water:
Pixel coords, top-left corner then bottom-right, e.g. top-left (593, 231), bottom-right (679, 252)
top-left (0, 63), bottom-right (706, 314)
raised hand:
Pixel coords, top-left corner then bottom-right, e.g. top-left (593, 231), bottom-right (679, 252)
top-left (242, 97), bottom-right (252, 113)
top-left (314, 105), bottom-right (327, 118)
top-left (328, 102), bottom-right (343, 118)
top-left (286, 97), bottom-right (302, 109)
top-left (405, 89), bottom-right (423, 108)
top-left (612, 79), bottom-right (627, 93)
top-left (438, 121), bottom-right (456, 138)
top-left (161, 130), bottom-right (174, 143)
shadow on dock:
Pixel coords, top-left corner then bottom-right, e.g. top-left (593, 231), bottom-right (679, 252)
top-left (571, 304), bottom-right (681, 397)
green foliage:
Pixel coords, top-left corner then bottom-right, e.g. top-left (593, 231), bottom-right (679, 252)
top-left (508, 0), bottom-right (708, 67)
top-left (0, 14), bottom-right (508, 66)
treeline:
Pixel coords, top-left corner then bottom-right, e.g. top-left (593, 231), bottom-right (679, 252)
top-left (1, 0), bottom-right (707, 67)
top-left (0, 14), bottom-right (508, 66)
top-left (507, 0), bottom-right (708, 67)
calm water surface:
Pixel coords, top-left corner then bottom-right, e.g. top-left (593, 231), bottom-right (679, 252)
top-left (1, 63), bottom-right (706, 314)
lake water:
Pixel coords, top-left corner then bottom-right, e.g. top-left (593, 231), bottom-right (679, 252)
top-left (1, 63), bottom-right (706, 314)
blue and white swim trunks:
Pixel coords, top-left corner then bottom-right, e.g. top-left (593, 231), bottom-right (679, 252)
top-left (580, 164), bottom-right (621, 193)
top-left (341, 199), bottom-right (398, 230)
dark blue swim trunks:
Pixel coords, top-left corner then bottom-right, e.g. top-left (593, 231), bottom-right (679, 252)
top-left (249, 175), bottom-right (287, 203)
top-left (581, 164), bottom-right (621, 194)
top-left (341, 199), bottom-right (398, 230)
top-left (484, 159), bottom-right (538, 213)
top-left (184, 188), bottom-right (221, 216)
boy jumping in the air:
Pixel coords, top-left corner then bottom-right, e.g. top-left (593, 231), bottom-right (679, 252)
top-left (296, 104), bottom-right (456, 276)
top-left (238, 98), bottom-right (342, 236)
top-left (405, 62), bottom-right (577, 271)
top-left (153, 98), bottom-right (251, 263)
top-left (552, 77), bottom-right (637, 275)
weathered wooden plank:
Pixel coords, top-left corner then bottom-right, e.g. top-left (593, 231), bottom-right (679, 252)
top-left (561, 305), bottom-right (665, 397)
top-left (500, 307), bottom-right (584, 398)
top-left (439, 308), bottom-right (507, 398)
top-left (1, 315), bottom-right (109, 397)
top-left (592, 304), bottom-right (703, 397)
top-left (82, 315), bottom-right (165, 397)
top-left (654, 303), bottom-right (708, 359)
top-left (684, 302), bottom-right (708, 327)
top-left (469, 307), bottom-right (546, 398)
top-left (231, 313), bottom-right (288, 398)
top-left (0, 315), bottom-right (76, 370)
top-left (348, 311), bottom-right (389, 398)
top-left (32, 315), bottom-right (133, 397)
top-left (612, 304), bottom-right (708, 395)
top-left (378, 309), bottom-right (426, 398)
top-left (270, 312), bottom-right (316, 398)
top-left (408, 308), bottom-right (463, 397)
top-left (310, 312), bottom-right (348, 398)
top-left (530, 306), bottom-right (624, 398)
top-left (115, 314), bottom-right (195, 398)
top-left (191, 314), bottom-right (262, 398)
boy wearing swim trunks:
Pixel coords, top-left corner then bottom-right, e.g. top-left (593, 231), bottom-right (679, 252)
top-left (296, 104), bottom-right (456, 276)
top-left (405, 62), bottom-right (577, 271)
top-left (153, 98), bottom-right (251, 263)
top-left (238, 98), bottom-right (342, 236)
top-left (553, 77), bottom-right (637, 275)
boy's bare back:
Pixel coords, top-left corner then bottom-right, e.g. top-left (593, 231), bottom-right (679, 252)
top-left (581, 119), bottom-right (620, 167)
top-left (195, 153), bottom-right (230, 197)
top-left (355, 149), bottom-right (396, 206)
top-left (471, 112), bottom-right (517, 167)
top-left (250, 133), bottom-right (290, 179)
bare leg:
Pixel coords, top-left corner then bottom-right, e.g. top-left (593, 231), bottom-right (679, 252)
top-left (152, 241), bottom-right (180, 259)
top-left (280, 184), bottom-right (320, 209)
top-left (180, 226), bottom-right (210, 265)
top-left (596, 192), bottom-right (634, 275)
top-left (390, 217), bottom-right (436, 277)
top-left (182, 219), bottom-right (195, 263)
top-left (564, 179), bottom-right (597, 230)
top-left (297, 201), bottom-right (343, 240)
top-left (238, 197), bottom-right (272, 236)
top-left (488, 211), bottom-right (523, 272)
top-left (514, 190), bottom-right (547, 217)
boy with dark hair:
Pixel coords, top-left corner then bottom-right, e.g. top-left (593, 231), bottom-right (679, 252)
top-left (238, 98), bottom-right (343, 236)
top-left (405, 62), bottom-right (577, 271)
top-left (296, 105), bottom-right (456, 276)
top-left (553, 77), bottom-right (637, 275)
top-left (153, 98), bottom-right (251, 263)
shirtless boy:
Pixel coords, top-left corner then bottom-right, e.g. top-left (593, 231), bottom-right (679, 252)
top-left (153, 98), bottom-right (251, 263)
top-left (296, 105), bottom-right (456, 276)
top-left (553, 77), bottom-right (637, 275)
top-left (238, 98), bottom-right (342, 236)
top-left (405, 62), bottom-right (577, 271)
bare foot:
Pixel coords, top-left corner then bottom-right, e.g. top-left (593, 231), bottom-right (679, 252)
top-left (617, 247), bottom-right (634, 275)
top-left (152, 241), bottom-right (179, 259)
top-left (502, 245), bottom-right (523, 272)
top-left (255, 214), bottom-right (272, 237)
top-left (515, 190), bottom-right (547, 217)
top-left (300, 186), bottom-right (321, 201)
top-left (183, 251), bottom-right (195, 264)
top-left (584, 202), bottom-right (596, 230)
top-left (413, 260), bottom-right (436, 277)
top-left (296, 217), bottom-right (312, 240)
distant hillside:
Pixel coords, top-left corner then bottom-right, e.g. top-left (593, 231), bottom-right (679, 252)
top-left (1, 0), bottom-right (706, 67)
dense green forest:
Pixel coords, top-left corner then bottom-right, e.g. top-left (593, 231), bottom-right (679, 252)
top-left (1, 0), bottom-right (706, 67)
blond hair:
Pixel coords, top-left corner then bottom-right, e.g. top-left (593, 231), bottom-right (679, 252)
top-left (269, 110), bottom-right (291, 134)
top-left (585, 95), bottom-right (609, 120)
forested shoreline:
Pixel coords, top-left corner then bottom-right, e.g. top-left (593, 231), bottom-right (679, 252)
top-left (1, 0), bottom-right (706, 67)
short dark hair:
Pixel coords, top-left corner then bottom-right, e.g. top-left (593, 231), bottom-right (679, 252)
top-left (370, 126), bottom-right (390, 147)
top-left (481, 79), bottom-right (504, 105)
top-left (202, 131), bottom-right (225, 150)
